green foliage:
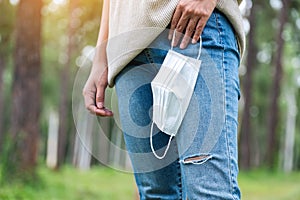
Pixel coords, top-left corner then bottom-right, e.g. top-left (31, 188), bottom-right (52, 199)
top-left (39, 0), bottom-right (102, 163)
top-left (0, 135), bottom-right (17, 184)
top-left (1, 167), bottom-right (300, 200)
top-left (239, 170), bottom-right (300, 200)
top-left (239, 0), bottom-right (300, 169)
top-left (0, 0), bottom-right (15, 55)
top-left (0, 133), bottom-right (39, 184)
top-left (40, 0), bottom-right (101, 112)
top-left (0, 166), bottom-right (135, 200)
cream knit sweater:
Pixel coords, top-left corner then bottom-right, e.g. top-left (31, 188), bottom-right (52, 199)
top-left (107, 0), bottom-right (245, 86)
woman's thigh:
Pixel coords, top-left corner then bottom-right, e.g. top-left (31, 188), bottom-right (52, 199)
top-left (176, 10), bottom-right (241, 200)
top-left (114, 9), bottom-right (241, 200)
top-left (115, 48), bottom-right (183, 199)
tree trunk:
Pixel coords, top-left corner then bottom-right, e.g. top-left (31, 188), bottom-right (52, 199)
top-left (10, 0), bottom-right (42, 176)
top-left (0, 0), bottom-right (14, 154)
top-left (282, 88), bottom-right (297, 172)
top-left (57, 0), bottom-right (79, 168)
top-left (0, 55), bottom-right (5, 151)
top-left (72, 103), bottom-right (93, 170)
top-left (57, 67), bottom-right (70, 168)
top-left (266, 0), bottom-right (291, 168)
top-left (239, 2), bottom-right (258, 170)
top-left (46, 111), bottom-right (59, 169)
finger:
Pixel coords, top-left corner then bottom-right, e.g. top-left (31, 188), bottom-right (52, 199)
top-left (98, 107), bottom-right (114, 117)
top-left (95, 107), bottom-right (113, 117)
top-left (88, 104), bottom-right (113, 117)
top-left (95, 83), bottom-right (107, 109)
top-left (168, 8), bottom-right (182, 40)
top-left (83, 87), bottom-right (112, 116)
top-left (95, 82), bottom-right (113, 116)
top-left (172, 15), bottom-right (190, 47)
top-left (83, 89), bottom-right (96, 112)
top-left (192, 17), bottom-right (207, 44)
top-left (180, 18), bottom-right (199, 49)
top-left (87, 104), bottom-right (98, 115)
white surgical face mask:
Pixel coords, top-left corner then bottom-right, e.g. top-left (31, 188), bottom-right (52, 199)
top-left (150, 33), bottom-right (202, 159)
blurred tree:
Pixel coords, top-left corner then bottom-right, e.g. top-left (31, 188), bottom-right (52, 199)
top-left (246, 0), bottom-right (275, 168)
top-left (290, 1), bottom-right (300, 170)
top-left (55, 0), bottom-right (102, 168)
top-left (0, 52), bottom-right (4, 149)
top-left (72, 0), bottom-right (104, 169)
top-left (239, 0), bottom-right (258, 170)
top-left (283, 87), bottom-right (297, 172)
top-left (8, 0), bottom-right (42, 178)
top-left (266, 0), bottom-right (291, 168)
top-left (57, 0), bottom-right (80, 169)
top-left (281, 1), bottom-right (300, 172)
top-left (1, 0), bottom-right (298, 173)
top-left (40, 0), bottom-right (102, 169)
top-left (0, 0), bottom-right (14, 153)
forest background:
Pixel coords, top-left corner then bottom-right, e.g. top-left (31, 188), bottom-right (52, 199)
top-left (0, 0), bottom-right (300, 199)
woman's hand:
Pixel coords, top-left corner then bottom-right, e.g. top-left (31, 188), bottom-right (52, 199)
top-left (169, 0), bottom-right (217, 49)
top-left (83, 0), bottom-right (111, 116)
top-left (83, 66), bottom-right (113, 117)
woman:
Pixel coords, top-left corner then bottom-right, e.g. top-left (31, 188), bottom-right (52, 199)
top-left (83, 0), bottom-right (245, 199)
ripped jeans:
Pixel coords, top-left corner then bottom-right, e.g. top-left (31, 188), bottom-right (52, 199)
top-left (115, 10), bottom-right (241, 200)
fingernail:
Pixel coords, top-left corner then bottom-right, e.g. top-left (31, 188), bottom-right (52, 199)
top-left (192, 39), bottom-right (197, 44)
top-left (180, 43), bottom-right (185, 49)
top-left (106, 110), bottom-right (113, 116)
top-left (97, 102), bottom-right (103, 108)
top-left (168, 34), bottom-right (172, 40)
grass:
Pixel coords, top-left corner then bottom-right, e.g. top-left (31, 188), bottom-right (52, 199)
top-left (0, 166), bottom-right (136, 200)
top-left (239, 170), bottom-right (300, 200)
top-left (1, 166), bottom-right (300, 200)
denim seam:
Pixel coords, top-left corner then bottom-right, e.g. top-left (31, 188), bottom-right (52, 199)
top-left (177, 159), bottom-right (183, 200)
top-left (221, 31), bottom-right (239, 200)
top-left (218, 12), bottom-right (238, 199)
top-left (146, 49), bottom-right (162, 76)
top-left (144, 48), bottom-right (158, 70)
top-left (224, 115), bottom-right (238, 200)
top-left (214, 12), bottom-right (221, 41)
top-left (223, 60), bottom-right (236, 200)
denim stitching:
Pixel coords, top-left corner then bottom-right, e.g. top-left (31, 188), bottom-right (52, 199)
top-left (144, 49), bottom-right (161, 75)
top-left (214, 11), bottom-right (221, 39)
top-left (224, 111), bottom-right (239, 200)
top-left (144, 49), bottom-right (156, 65)
top-left (177, 159), bottom-right (183, 200)
top-left (214, 11), bottom-right (223, 45)
top-left (218, 12), bottom-right (239, 200)
top-left (216, 10), bottom-right (238, 199)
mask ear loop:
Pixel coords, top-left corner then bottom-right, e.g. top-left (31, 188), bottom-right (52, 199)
top-left (196, 36), bottom-right (202, 60)
top-left (149, 30), bottom-right (176, 160)
top-left (170, 30), bottom-right (177, 51)
top-left (150, 122), bottom-right (174, 160)
top-left (150, 32), bottom-right (201, 160)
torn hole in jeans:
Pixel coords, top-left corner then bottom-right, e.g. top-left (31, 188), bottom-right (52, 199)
top-left (181, 154), bottom-right (213, 165)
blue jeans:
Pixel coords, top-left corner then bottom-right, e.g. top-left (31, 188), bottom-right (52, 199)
top-left (115, 10), bottom-right (241, 200)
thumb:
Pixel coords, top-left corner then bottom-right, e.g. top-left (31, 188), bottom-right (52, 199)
top-left (96, 84), bottom-right (106, 109)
